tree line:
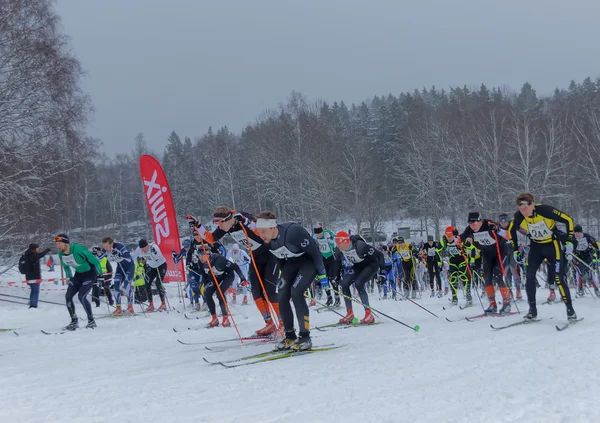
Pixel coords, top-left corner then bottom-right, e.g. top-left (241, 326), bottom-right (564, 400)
top-left (2, 1), bottom-right (600, 266)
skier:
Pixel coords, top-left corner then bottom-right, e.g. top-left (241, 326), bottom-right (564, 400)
top-left (91, 245), bottom-right (114, 307)
top-left (393, 237), bottom-right (419, 298)
top-left (199, 251), bottom-right (247, 328)
top-left (226, 243), bottom-right (251, 305)
top-left (313, 224), bottom-right (342, 306)
top-left (101, 237), bottom-right (135, 315)
top-left (334, 231), bottom-right (385, 325)
top-left (439, 226), bottom-right (471, 307)
top-left (194, 207), bottom-right (282, 336)
top-left (571, 224), bottom-right (599, 297)
top-left (133, 256), bottom-right (148, 304)
top-left (508, 192), bottom-right (577, 321)
top-left (254, 211), bottom-right (328, 351)
top-left (55, 234), bottom-right (101, 330)
top-left (135, 239), bottom-right (168, 312)
top-left (22, 243), bottom-right (51, 309)
top-left (421, 235), bottom-right (443, 297)
top-left (461, 212), bottom-right (510, 314)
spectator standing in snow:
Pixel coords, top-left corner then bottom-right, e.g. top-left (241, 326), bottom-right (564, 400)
top-left (24, 243), bottom-right (51, 308)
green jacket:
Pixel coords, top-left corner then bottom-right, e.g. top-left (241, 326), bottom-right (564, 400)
top-left (59, 244), bottom-right (101, 278)
top-left (133, 261), bottom-right (146, 287)
top-left (313, 230), bottom-right (336, 259)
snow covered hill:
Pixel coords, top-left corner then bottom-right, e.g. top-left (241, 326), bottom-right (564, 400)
top-left (0, 284), bottom-right (598, 423)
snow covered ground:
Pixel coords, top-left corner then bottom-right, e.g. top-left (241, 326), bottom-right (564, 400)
top-left (0, 275), bottom-right (598, 423)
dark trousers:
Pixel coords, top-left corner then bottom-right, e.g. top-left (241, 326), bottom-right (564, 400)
top-left (145, 263), bottom-right (167, 302)
top-left (426, 261), bottom-right (442, 291)
top-left (28, 283), bottom-right (40, 308)
top-left (278, 258), bottom-right (316, 337)
top-left (249, 253), bottom-right (279, 312)
top-left (204, 274), bottom-right (233, 316)
top-left (323, 256), bottom-right (341, 298)
top-left (66, 269), bottom-right (96, 321)
top-left (482, 249), bottom-right (506, 288)
top-left (402, 260), bottom-right (416, 291)
top-left (526, 240), bottom-right (573, 307)
top-left (92, 279), bottom-right (114, 306)
top-left (340, 262), bottom-right (378, 311)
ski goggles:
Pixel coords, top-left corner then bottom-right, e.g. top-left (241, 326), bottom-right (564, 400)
top-left (518, 201), bottom-right (533, 208)
top-left (212, 213), bottom-right (232, 224)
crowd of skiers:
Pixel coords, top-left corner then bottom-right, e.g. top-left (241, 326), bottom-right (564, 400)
top-left (16, 192), bottom-right (600, 351)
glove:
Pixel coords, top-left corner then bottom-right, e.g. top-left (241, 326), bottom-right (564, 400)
top-left (240, 280), bottom-right (249, 287)
top-left (233, 212), bottom-right (247, 225)
top-left (513, 251), bottom-right (521, 263)
top-left (316, 273), bottom-right (329, 288)
top-left (565, 242), bottom-right (574, 256)
top-left (187, 215), bottom-right (199, 228)
top-left (172, 250), bottom-right (182, 263)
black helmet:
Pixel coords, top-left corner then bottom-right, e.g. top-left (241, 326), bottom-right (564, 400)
top-left (91, 245), bottom-right (101, 255)
top-left (574, 224), bottom-right (583, 233)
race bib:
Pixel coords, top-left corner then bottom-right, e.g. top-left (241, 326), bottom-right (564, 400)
top-left (427, 247), bottom-right (436, 257)
top-left (399, 249), bottom-right (411, 259)
top-left (447, 246), bottom-right (460, 256)
top-left (576, 238), bottom-right (589, 251)
top-left (230, 230), bottom-right (262, 251)
top-left (270, 246), bottom-right (304, 260)
top-left (528, 221), bottom-right (552, 240)
top-left (343, 249), bottom-right (364, 264)
top-left (316, 238), bottom-right (330, 253)
top-left (61, 254), bottom-right (81, 268)
top-left (473, 231), bottom-right (496, 246)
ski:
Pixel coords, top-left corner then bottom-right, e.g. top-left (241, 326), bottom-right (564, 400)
top-left (41, 330), bottom-right (66, 335)
top-left (0, 328), bottom-right (15, 332)
top-left (465, 311), bottom-right (519, 322)
top-left (177, 335), bottom-right (271, 346)
top-left (490, 318), bottom-right (544, 330)
top-left (218, 345), bottom-right (345, 368)
top-left (205, 342), bottom-right (337, 365)
top-left (459, 304), bottom-right (474, 310)
top-left (314, 322), bottom-right (383, 331)
top-left (555, 317), bottom-right (584, 331)
top-left (204, 339), bottom-right (277, 352)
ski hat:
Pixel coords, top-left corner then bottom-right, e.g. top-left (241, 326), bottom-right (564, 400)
top-left (397, 237), bottom-right (405, 243)
top-left (29, 243), bottom-right (39, 250)
top-left (138, 239), bottom-right (149, 249)
top-left (54, 234), bottom-right (69, 244)
top-left (574, 224), bottom-right (583, 233)
top-left (91, 245), bottom-right (101, 255)
top-left (335, 231), bottom-right (350, 243)
top-left (468, 212), bottom-right (482, 223)
top-left (182, 238), bottom-right (191, 248)
top-left (444, 226), bottom-right (454, 235)
top-left (232, 243), bottom-right (240, 251)
top-left (313, 224), bottom-right (323, 234)
top-left (427, 235), bottom-right (434, 241)
top-left (498, 213), bottom-right (509, 223)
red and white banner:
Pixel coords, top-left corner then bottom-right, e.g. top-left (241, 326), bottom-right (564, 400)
top-left (139, 155), bottom-right (185, 282)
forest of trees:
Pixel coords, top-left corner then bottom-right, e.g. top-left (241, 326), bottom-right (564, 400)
top-left (2, 1), bottom-right (600, 260)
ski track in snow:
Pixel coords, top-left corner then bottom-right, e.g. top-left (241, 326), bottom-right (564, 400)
top-left (0, 281), bottom-right (598, 423)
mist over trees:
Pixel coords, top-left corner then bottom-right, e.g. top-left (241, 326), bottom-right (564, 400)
top-left (2, 1), bottom-right (600, 258)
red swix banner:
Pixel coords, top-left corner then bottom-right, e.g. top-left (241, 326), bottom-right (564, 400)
top-left (139, 154), bottom-right (184, 282)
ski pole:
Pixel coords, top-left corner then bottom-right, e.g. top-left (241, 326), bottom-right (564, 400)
top-left (240, 224), bottom-right (280, 330)
top-left (570, 261), bottom-right (597, 301)
top-left (117, 261), bottom-right (146, 317)
top-left (200, 245), bottom-right (243, 342)
top-left (492, 232), bottom-right (520, 314)
top-left (155, 265), bottom-right (172, 312)
top-left (331, 288), bottom-right (419, 332)
top-left (403, 295), bottom-right (439, 318)
top-left (470, 269), bottom-right (487, 311)
top-left (304, 292), bottom-right (345, 318)
top-left (0, 293), bottom-right (64, 306)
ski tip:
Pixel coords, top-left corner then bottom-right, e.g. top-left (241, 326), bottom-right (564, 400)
top-left (172, 328), bottom-right (177, 333)
top-left (177, 339), bottom-right (186, 345)
top-left (413, 325), bottom-right (420, 332)
top-left (13, 331), bottom-right (19, 336)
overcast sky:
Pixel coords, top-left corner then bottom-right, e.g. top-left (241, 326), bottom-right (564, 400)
top-left (55, 0), bottom-right (600, 156)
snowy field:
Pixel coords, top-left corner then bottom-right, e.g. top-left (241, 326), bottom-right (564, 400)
top-left (1, 271), bottom-right (599, 423)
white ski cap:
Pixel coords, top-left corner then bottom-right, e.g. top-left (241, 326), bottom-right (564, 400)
top-left (256, 218), bottom-right (277, 228)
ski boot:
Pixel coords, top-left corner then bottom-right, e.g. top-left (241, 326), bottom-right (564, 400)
top-left (338, 310), bottom-right (355, 324)
top-left (127, 304), bottom-right (135, 315)
top-left (113, 306), bottom-right (123, 316)
top-left (292, 333), bottom-right (312, 351)
top-left (360, 309), bottom-right (375, 324)
top-left (595, 288), bottom-right (600, 297)
top-left (547, 290), bottom-right (556, 302)
top-left (566, 306), bottom-right (577, 321)
top-left (275, 331), bottom-right (297, 351)
top-left (146, 302), bottom-right (155, 312)
top-left (499, 302), bottom-right (511, 315)
top-left (437, 290), bottom-right (443, 298)
top-left (222, 315), bottom-right (231, 327)
top-left (86, 319), bottom-right (97, 329)
top-left (576, 287), bottom-right (584, 297)
top-left (523, 304), bottom-right (538, 320)
top-left (411, 290), bottom-right (417, 299)
top-left (451, 296), bottom-right (458, 306)
top-left (325, 296), bottom-right (333, 306)
top-left (484, 302), bottom-right (497, 315)
top-left (309, 299), bottom-right (316, 307)
top-left (255, 319), bottom-right (276, 336)
top-left (158, 301), bottom-right (167, 311)
top-left (382, 293), bottom-right (387, 299)
top-left (206, 314), bottom-right (219, 328)
top-left (465, 294), bottom-right (473, 307)
top-left (444, 287), bottom-right (449, 296)
top-left (333, 296), bottom-right (341, 307)
top-left (430, 290), bottom-right (435, 298)
top-left (391, 290), bottom-right (397, 300)
top-left (242, 296), bottom-right (248, 305)
top-left (194, 302), bottom-right (201, 311)
top-left (64, 319), bottom-right (79, 331)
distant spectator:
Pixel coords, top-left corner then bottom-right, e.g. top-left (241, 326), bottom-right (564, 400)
top-left (46, 255), bottom-right (55, 272)
top-left (24, 243), bottom-right (51, 308)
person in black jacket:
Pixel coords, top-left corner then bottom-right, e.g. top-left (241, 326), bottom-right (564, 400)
top-left (24, 243), bottom-right (51, 308)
